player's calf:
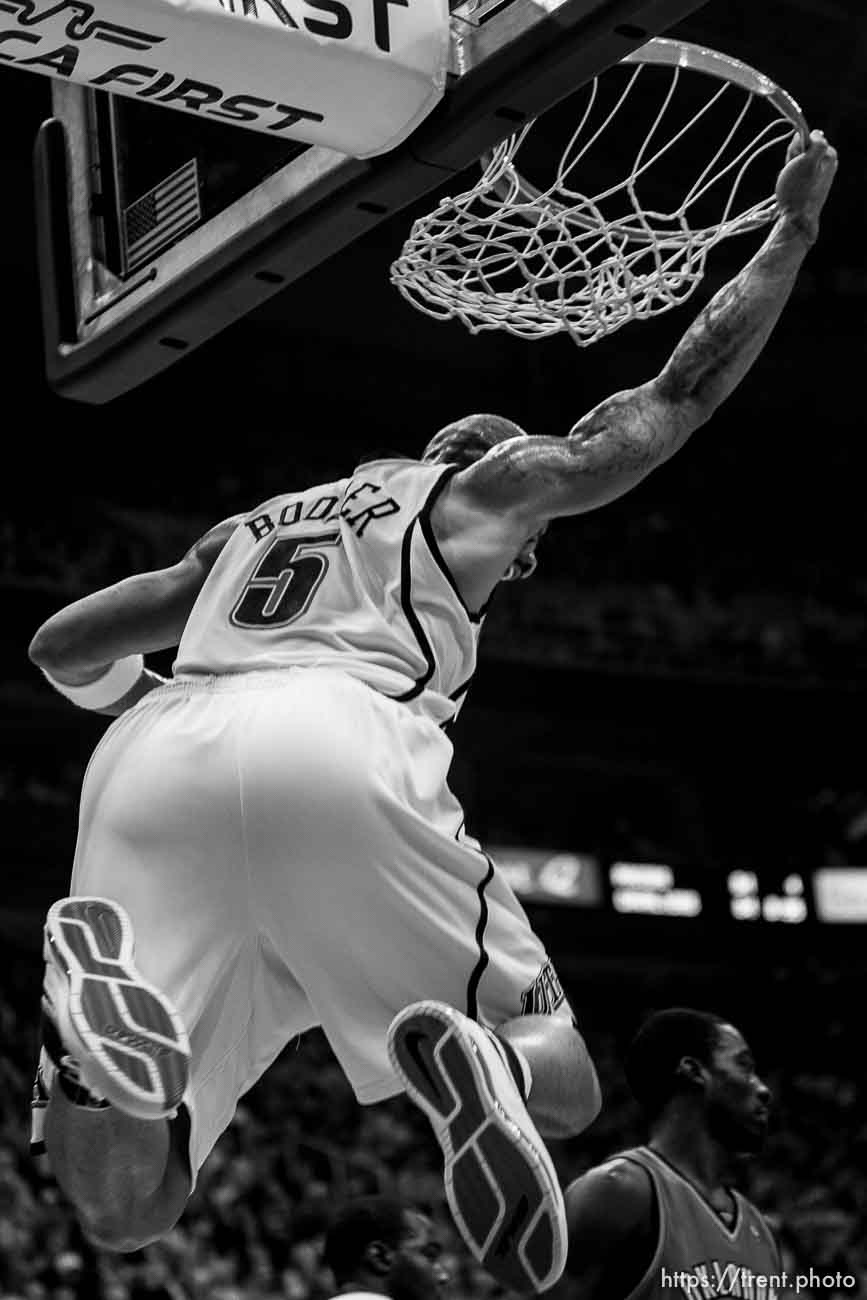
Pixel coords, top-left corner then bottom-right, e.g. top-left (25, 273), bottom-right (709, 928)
top-left (34, 894), bottom-right (194, 1251)
top-left (43, 1086), bottom-right (191, 1252)
top-left (497, 1012), bottom-right (602, 1139)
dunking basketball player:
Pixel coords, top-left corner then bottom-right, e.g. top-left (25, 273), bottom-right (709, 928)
top-left (28, 132), bottom-right (835, 1292)
top-left (552, 1009), bottom-right (780, 1300)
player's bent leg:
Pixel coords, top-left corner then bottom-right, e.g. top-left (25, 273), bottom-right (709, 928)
top-left (388, 1001), bottom-right (576, 1295)
top-left (496, 1012), bottom-right (601, 1139)
top-left (37, 894), bottom-right (194, 1250)
top-left (44, 1089), bottom-right (191, 1251)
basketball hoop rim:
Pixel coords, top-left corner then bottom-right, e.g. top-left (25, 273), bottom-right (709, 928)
top-left (620, 37), bottom-right (809, 142)
top-left (480, 37), bottom-right (810, 211)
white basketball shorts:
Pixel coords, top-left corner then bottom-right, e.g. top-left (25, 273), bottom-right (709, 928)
top-left (70, 667), bottom-right (571, 1178)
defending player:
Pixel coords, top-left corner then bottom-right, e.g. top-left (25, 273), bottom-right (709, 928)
top-left (551, 1008), bottom-right (780, 1300)
top-left (28, 132), bottom-right (835, 1293)
top-left (322, 1196), bottom-right (450, 1300)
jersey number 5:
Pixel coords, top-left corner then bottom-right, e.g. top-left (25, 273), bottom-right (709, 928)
top-left (230, 531), bottom-right (341, 629)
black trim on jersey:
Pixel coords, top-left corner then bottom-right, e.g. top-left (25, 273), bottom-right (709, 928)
top-left (450, 676), bottom-right (473, 706)
top-left (392, 467), bottom-right (456, 704)
top-left (466, 850), bottom-right (495, 1021)
top-left (392, 516), bottom-right (436, 702)
top-left (439, 633), bottom-right (478, 740)
top-left (418, 467), bottom-right (485, 625)
top-left (440, 677), bottom-right (473, 735)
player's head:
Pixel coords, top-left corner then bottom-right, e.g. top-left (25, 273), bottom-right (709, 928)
top-left (625, 1008), bottom-right (771, 1155)
top-left (421, 413), bottom-right (527, 471)
top-left (422, 414), bottom-right (544, 581)
top-left (323, 1196), bottom-right (449, 1300)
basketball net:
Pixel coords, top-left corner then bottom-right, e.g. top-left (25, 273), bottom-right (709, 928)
top-left (391, 39), bottom-right (808, 344)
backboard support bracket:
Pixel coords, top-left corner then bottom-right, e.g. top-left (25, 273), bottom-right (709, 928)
top-left (34, 0), bottom-right (710, 403)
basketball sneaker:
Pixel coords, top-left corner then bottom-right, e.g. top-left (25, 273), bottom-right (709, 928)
top-left (41, 896), bottom-right (190, 1121)
top-left (387, 1000), bottom-right (568, 1294)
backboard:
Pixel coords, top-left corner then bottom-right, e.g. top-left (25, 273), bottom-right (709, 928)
top-left (34, 0), bottom-right (709, 403)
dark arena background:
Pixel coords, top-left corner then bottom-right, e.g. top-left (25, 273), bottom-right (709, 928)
top-left (1, 1), bottom-right (866, 1297)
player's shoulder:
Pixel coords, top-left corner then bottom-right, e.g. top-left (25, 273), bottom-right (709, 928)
top-left (353, 453), bottom-right (445, 486)
top-left (565, 1151), bottom-right (655, 1240)
top-left (350, 456), bottom-right (467, 525)
top-left (247, 474), bottom-right (352, 514)
top-left (182, 513), bottom-right (247, 568)
top-left (354, 447), bottom-right (417, 469)
top-left (569, 1148), bottom-right (656, 1193)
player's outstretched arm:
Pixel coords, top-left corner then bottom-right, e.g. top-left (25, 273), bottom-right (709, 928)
top-left (457, 131), bottom-right (838, 529)
top-left (28, 514), bottom-right (242, 715)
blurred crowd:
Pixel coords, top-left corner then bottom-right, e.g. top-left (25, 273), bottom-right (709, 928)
top-left (3, 497), bottom-right (866, 684)
top-left (0, 967), bottom-right (864, 1300)
top-left (486, 574), bottom-right (867, 682)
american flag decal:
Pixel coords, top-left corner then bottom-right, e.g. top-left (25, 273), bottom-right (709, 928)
top-left (123, 159), bottom-right (201, 274)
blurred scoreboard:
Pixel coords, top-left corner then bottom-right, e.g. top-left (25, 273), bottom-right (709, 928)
top-left (492, 847), bottom-right (605, 907)
top-left (491, 847), bottom-right (867, 925)
top-left (812, 868), bottom-right (867, 922)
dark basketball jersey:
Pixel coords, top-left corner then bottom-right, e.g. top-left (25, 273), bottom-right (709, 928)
top-left (613, 1146), bottom-right (781, 1300)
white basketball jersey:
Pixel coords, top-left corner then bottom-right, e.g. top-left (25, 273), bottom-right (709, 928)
top-left (175, 459), bottom-right (483, 725)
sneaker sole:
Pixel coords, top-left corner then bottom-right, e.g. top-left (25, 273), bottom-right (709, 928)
top-left (388, 1001), bottom-right (566, 1293)
top-left (45, 897), bottom-right (190, 1121)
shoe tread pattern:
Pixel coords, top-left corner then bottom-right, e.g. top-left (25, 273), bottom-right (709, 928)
top-left (46, 897), bottom-right (189, 1119)
top-left (389, 1003), bottom-right (564, 1293)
